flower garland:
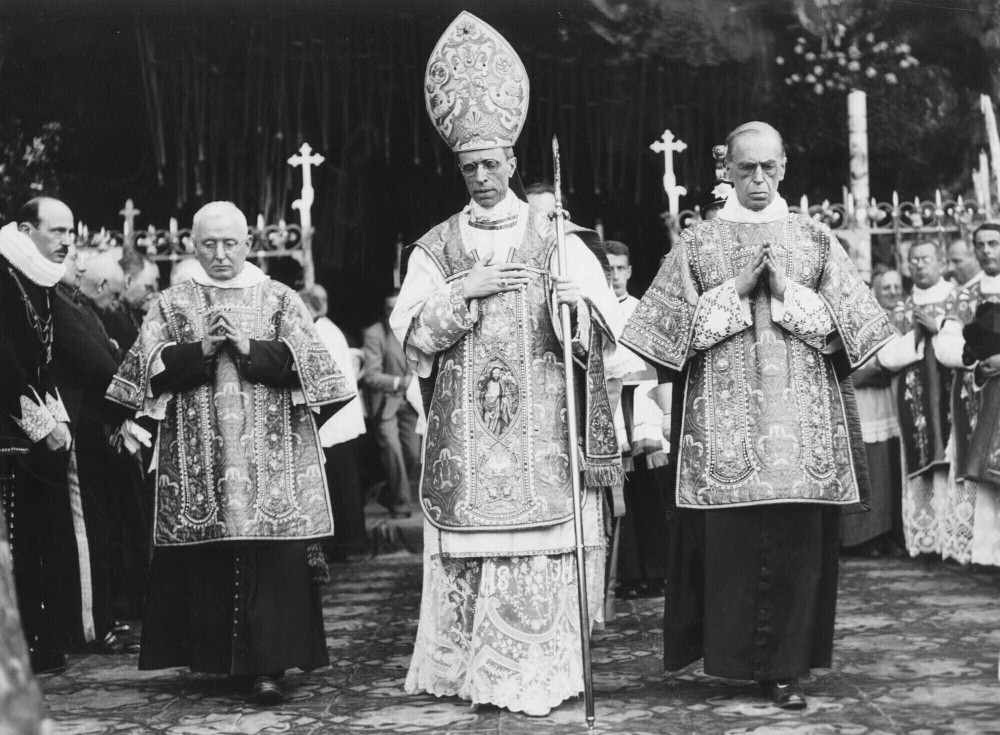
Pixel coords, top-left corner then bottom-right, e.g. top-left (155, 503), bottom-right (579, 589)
top-left (777, 28), bottom-right (920, 96)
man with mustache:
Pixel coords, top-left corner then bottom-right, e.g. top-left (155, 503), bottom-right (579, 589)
top-left (0, 196), bottom-right (81, 676)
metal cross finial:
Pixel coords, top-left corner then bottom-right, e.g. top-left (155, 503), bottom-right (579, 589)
top-left (288, 142), bottom-right (325, 288)
top-left (120, 198), bottom-right (141, 238)
top-left (650, 129), bottom-right (687, 216)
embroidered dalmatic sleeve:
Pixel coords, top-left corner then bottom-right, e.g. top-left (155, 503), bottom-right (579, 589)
top-left (770, 281), bottom-right (835, 350)
top-left (816, 231), bottom-right (893, 367)
top-left (391, 247), bottom-right (478, 378)
top-left (276, 289), bottom-right (354, 406)
top-left (620, 232), bottom-right (701, 370)
top-left (691, 280), bottom-right (750, 352)
top-left (105, 293), bottom-right (175, 414)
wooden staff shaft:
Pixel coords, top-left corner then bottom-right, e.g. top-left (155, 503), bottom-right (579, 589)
top-left (552, 134), bottom-right (596, 731)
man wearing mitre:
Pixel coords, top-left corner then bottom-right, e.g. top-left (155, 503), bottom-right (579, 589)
top-left (392, 12), bottom-right (623, 717)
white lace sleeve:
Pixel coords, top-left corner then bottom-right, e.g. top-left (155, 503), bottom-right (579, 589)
top-left (934, 318), bottom-right (966, 369)
top-left (771, 281), bottom-right (835, 350)
top-left (875, 330), bottom-right (924, 372)
top-left (691, 279), bottom-right (751, 351)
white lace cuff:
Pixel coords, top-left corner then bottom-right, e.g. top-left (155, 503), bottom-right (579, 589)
top-left (44, 389), bottom-right (70, 424)
top-left (771, 281), bottom-right (834, 349)
top-left (692, 280), bottom-right (751, 351)
top-left (13, 389), bottom-right (57, 443)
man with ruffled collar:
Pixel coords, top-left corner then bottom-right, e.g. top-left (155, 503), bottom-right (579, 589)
top-left (106, 201), bottom-right (354, 705)
top-left (393, 12), bottom-right (622, 718)
top-left (0, 196), bottom-right (83, 677)
top-left (622, 122), bottom-right (892, 709)
top-left (877, 240), bottom-right (960, 560)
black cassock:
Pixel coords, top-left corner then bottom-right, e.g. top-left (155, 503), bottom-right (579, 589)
top-left (658, 366), bottom-right (862, 682)
top-left (0, 260), bottom-right (87, 653)
top-left (139, 340), bottom-right (332, 676)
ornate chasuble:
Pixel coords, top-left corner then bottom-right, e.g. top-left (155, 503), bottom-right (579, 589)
top-left (411, 212), bottom-right (620, 532)
top-left (889, 292), bottom-right (957, 478)
top-left (107, 279), bottom-right (354, 546)
top-left (621, 215), bottom-right (891, 509)
top-left (949, 283), bottom-right (1000, 484)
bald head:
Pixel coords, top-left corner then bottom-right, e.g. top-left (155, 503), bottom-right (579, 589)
top-left (80, 251), bottom-right (125, 312)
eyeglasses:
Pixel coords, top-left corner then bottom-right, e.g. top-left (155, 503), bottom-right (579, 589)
top-left (735, 161), bottom-right (780, 177)
top-left (459, 159), bottom-right (506, 178)
top-left (197, 238), bottom-right (245, 253)
top-left (907, 255), bottom-right (938, 266)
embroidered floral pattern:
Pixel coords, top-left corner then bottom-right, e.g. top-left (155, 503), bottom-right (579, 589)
top-left (632, 217), bottom-right (886, 509)
top-left (411, 216), bottom-right (619, 530)
top-left (107, 279), bottom-right (351, 546)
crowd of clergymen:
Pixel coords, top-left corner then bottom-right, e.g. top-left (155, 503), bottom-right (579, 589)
top-left (8, 194), bottom-right (999, 678)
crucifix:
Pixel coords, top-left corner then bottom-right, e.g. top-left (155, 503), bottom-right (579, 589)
top-left (288, 142), bottom-right (325, 288)
top-left (650, 129), bottom-right (687, 218)
top-left (120, 198), bottom-right (141, 238)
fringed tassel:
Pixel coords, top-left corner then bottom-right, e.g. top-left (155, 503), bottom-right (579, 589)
top-left (584, 460), bottom-right (624, 490)
top-left (307, 542), bottom-right (330, 585)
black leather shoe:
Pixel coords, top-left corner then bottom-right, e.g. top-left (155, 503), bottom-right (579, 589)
top-left (761, 680), bottom-right (807, 710)
top-left (252, 675), bottom-right (284, 706)
top-left (30, 648), bottom-right (67, 675)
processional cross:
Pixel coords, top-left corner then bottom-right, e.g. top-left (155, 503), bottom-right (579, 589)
top-left (288, 142), bottom-right (325, 288)
top-left (120, 198), bottom-right (140, 238)
top-left (650, 129), bottom-right (688, 217)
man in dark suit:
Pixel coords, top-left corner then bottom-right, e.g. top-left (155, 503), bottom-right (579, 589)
top-left (363, 290), bottom-right (420, 517)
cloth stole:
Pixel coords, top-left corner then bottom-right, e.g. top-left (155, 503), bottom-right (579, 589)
top-left (892, 286), bottom-right (955, 478)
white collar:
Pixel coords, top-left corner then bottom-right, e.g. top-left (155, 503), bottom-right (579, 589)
top-left (465, 189), bottom-right (522, 223)
top-left (911, 278), bottom-right (955, 305)
top-left (191, 261), bottom-right (268, 289)
top-left (979, 272), bottom-right (1000, 295)
top-left (0, 222), bottom-right (66, 287)
top-left (717, 194), bottom-right (790, 224)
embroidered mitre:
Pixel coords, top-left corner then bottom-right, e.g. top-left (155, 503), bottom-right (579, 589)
top-left (424, 12), bottom-right (529, 153)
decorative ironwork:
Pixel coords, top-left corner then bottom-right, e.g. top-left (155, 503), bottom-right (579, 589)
top-left (73, 220), bottom-right (305, 267)
top-left (676, 190), bottom-right (991, 274)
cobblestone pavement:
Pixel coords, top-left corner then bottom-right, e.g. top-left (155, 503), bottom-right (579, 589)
top-left (41, 552), bottom-right (1000, 734)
